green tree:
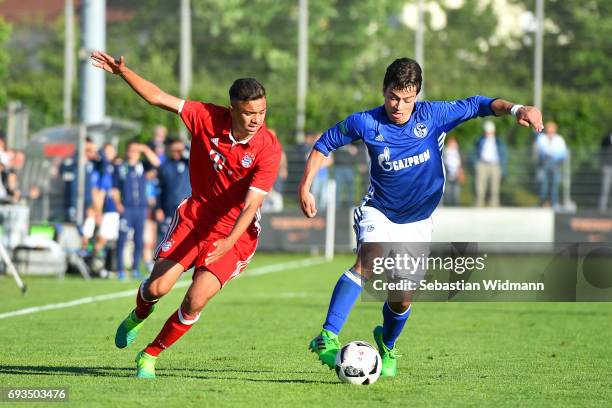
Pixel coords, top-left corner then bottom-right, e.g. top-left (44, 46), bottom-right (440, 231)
top-left (0, 14), bottom-right (11, 107)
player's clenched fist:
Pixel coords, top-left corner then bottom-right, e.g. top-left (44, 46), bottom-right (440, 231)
top-left (299, 190), bottom-right (317, 218)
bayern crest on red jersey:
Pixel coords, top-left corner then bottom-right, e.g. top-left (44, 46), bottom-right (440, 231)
top-left (241, 152), bottom-right (255, 168)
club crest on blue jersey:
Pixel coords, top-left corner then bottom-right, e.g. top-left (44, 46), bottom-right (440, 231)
top-left (413, 123), bottom-right (428, 138)
top-left (241, 152), bottom-right (255, 168)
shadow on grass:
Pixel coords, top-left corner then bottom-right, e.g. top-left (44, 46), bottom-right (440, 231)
top-left (0, 365), bottom-right (338, 385)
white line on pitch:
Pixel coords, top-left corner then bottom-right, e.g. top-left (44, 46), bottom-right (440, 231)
top-left (0, 257), bottom-right (327, 320)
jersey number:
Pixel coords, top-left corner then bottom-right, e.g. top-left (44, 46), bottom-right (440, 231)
top-left (209, 149), bottom-right (226, 172)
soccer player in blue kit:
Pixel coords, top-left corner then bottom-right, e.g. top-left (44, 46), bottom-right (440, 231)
top-left (298, 58), bottom-right (543, 377)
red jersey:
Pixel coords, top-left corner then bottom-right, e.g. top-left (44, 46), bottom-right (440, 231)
top-left (178, 100), bottom-right (281, 235)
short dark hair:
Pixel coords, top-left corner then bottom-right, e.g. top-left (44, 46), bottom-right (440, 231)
top-left (126, 138), bottom-right (139, 149)
top-left (383, 58), bottom-right (422, 94)
top-left (229, 78), bottom-right (266, 103)
top-left (167, 138), bottom-right (184, 146)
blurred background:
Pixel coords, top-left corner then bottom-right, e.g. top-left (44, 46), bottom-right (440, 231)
top-left (0, 0), bottom-right (610, 280)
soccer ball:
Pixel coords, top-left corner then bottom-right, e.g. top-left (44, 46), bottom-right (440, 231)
top-left (335, 341), bottom-right (382, 385)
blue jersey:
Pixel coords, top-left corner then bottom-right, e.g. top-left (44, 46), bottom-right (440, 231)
top-left (314, 96), bottom-right (496, 223)
top-left (158, 159), bottom-right (191, 216)
top-left (113, 162), bottom-right (149, 209)
top-left (97, 157), bottom-right (118, 213)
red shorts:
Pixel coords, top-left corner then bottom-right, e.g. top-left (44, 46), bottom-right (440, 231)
top-left (155, 200), bottom-right (258, 286)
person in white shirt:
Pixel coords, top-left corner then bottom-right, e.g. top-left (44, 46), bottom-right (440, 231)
top-left (535, 121), bottom-right (567, 209)
top-left (443, 135), bottom-right (464, 206)
top-left (472, 121), bottom-right (507, 206)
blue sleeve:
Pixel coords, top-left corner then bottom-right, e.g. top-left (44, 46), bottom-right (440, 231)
top-left (436, 96), bottom-right (497, 133)
top-left (313, 113), bottom-right (364, 156)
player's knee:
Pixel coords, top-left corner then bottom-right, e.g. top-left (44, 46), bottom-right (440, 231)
top-left (145, 279), bottom-right (170, 299)
top-left (181, 295), bottom-right (208, 316)
top-left (388, 300), bottom-right (411, 314)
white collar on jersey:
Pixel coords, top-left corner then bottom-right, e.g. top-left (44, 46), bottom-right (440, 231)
top-left (228, 129), bottom-right (255, 145)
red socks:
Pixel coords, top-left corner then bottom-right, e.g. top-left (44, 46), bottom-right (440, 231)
top-left (144, 306), bottom-right (200, 357)
top-left (134, 281), bottom-right (158, 320)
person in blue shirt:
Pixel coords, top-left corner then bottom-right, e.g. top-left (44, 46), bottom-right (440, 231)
top-left (90, 143), bottom-right (120, 266)
top-left (113, 140), bottom-right (160, 280)
top-left (298, 58), bottom-right (543, 377)
top-left (155, 138), bottom-right (191, 244)
top-left (60, 137), bottom-right (101, 251)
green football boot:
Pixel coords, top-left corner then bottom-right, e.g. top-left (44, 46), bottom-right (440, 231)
top-left (373, 325), bottom-right (399, 377)
top-left (308, 329), bottom-right (341, 369)
top-left (135, 350), bottom-right (157, 379)
top-left (115, 308), bottom-right (153, 349)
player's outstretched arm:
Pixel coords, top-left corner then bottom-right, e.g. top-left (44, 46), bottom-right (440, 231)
top-left (298, 149), bottom-right (327, 218)
top-left (90, 51), bottom-right (182, 114)
top-left (490, 99), bottom-right (544, 132)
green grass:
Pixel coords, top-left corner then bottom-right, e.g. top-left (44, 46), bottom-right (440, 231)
top-left (0, 253), bottom-right (611, 407)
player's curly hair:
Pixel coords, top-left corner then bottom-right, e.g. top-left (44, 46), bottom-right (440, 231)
top-left (383, 58), bottom-right (422, 94)
top-left (229, 78), bottom-right (266, 103)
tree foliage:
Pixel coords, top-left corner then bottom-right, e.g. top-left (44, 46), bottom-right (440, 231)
top-left (3, 0), bottom-right (611, 148)
top-left (0, 14), bottom-right (11, 107)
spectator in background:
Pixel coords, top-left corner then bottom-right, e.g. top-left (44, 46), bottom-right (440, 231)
top-left (598, 129), bottom-right (612, 213)
top-left (0, 132), bottom-right (10, 167)
top-left (443, 135), bottom-right (464, 206)
top-left (334, 143), bottom-right (359, 207)
top-left (89, 143), bottom-right (120, 271)
top-left (472, 120), bottom-right (507, 207)
top-left (59, 137), bottom-right (101, 250)
top-left (1, 150), bottom-right (21, 204)
top-left (0, 134), bottom-right (21, 204)
top-left (143, 128), bottom-right (168, 273)
top-left (0, 161), bottom-right (8, 202)
top-left (301, 132), bottom-right (333, 210)
top-left (156, 138), bottom-right (191, 245)
top-left (147, 125), bottom-right (168, 165)
top-left (535, 121), bottom-right (567, 209)
top-left (113, 141), bottom-right (160, 280)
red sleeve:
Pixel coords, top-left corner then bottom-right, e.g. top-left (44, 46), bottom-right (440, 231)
top-left (179, 101), bottom-right (211, 138)
top-left (250, 139), bottom-right (282, 194)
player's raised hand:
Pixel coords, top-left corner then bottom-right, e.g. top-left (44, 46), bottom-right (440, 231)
top-left (299, 191), bottom-right (317, 218)
top-left (516, 106), bottom-right (544, 132)
top-left (91, 51), bottom-right (126, 75)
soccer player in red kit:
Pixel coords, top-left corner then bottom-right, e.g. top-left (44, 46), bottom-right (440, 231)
top-left (91, 51), bottom-right (282, 378)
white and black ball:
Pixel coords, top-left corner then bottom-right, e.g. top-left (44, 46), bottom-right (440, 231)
top-left (335, 341), bottom-right (382, 385)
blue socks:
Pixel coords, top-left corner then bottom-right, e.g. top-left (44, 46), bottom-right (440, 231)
top-left (382, 301), bottom-right (411, 349)
top-left (323, 270), bottom-right (363, 335)
top-left (322, 269), bottom-right (412, 348)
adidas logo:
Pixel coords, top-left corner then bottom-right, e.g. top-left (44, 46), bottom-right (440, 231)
top-left (211, 138), bottom-right (219, 146)
top-left (375, 134), bottom-right (385, 142)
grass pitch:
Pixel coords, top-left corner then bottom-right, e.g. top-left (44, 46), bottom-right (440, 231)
top-left (0, 253), bottom-right (611, 407)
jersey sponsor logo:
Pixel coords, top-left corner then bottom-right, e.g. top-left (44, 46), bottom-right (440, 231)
top-left (209, 148), bottom-right (227, 171)
top-left (211, 137), bottom-right (219, 146)
top-left (413, 123), bottom-right (428, 138)
top-left (375, 134), bottom-right (385, 142)
top-left (378, 147), bottom-right (431, 172)
top-left (241, 152), bottom-right (255, 168)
